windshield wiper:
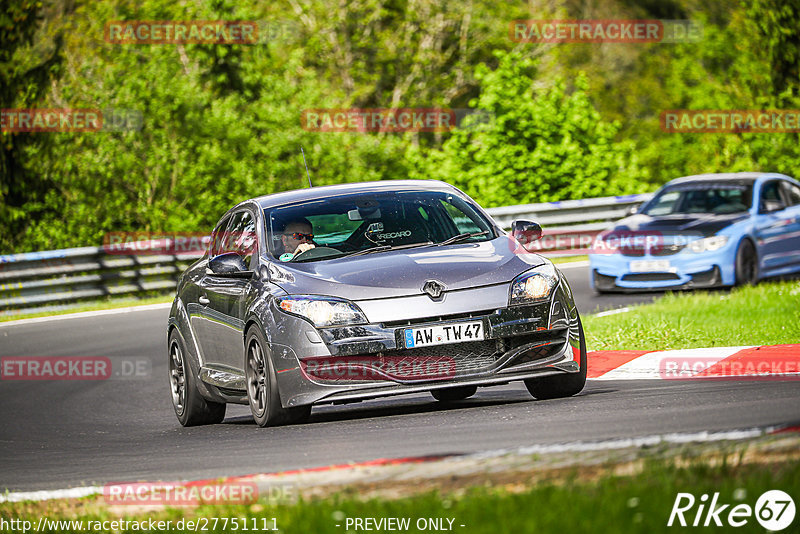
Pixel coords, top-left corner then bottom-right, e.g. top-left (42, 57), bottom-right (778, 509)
top-left (436, 231), bottom-right (490, 246)
top-left (343, 241), bottom-right (433, 258)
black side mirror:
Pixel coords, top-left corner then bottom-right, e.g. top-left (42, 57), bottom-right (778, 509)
top-left (511, 219), bottom-right (543, 245)
top-left (207, 252), bottom-right (253, 277)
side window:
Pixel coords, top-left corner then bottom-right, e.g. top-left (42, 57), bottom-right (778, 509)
top-left (439, 198), bottom-right (487, 236)
top-left (647, 191), bottom-right (680, 215)
top-left (226, 210), bottom-right (257, 265)
top-left (780, 181), bottom-right (800, 206)
top-left (759, 181), bottom-right (784, 212)
top-left (209, 215), bottom-right (231, 257)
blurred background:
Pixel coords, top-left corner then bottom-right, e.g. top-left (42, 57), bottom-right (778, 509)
top-left (2, 0), bottom-right (798, 254)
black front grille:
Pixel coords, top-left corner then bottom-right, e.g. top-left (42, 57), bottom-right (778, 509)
top-left (619, 246), bottom-right (646, 257)
top-left (651, 244), bottom-right (685, 256)
top-left (621, 272), bottom-right (680, 282)
top-left (305, 331), bottom-right (568, 383)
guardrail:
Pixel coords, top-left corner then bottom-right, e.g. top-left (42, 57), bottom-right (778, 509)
top-left (0, 193), bottom-right (653, 316)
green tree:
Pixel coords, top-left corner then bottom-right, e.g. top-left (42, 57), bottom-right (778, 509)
top-left (407, 51), bottom-right (646, 207)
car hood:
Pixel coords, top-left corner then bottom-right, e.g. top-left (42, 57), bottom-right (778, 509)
top-left (609, 212), bottom-right (749, 238)
top-left (270, 236), bottom-right (545, 300)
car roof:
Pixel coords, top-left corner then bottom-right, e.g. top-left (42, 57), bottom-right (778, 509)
top-left (664, 172), bottom-right (796, 187)
top-left (250, 180), bottom-right (458, 209)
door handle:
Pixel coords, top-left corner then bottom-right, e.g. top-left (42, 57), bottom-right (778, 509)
top-left (198, 295), bottom-right (210, 305)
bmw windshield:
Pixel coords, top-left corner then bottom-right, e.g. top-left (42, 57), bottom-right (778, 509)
top-left (641, 182), bottom-right (754, 216)
top-left (265, 190), bottom-right (496, 263)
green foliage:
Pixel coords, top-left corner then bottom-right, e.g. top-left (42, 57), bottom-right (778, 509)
top-left (407, 51), bottom-right (647, 206)
top-left (3, 0), bottom-right (800, 252)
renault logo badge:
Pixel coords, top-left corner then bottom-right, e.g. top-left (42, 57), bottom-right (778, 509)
top-left (422, 280), bottom-right (446, 299)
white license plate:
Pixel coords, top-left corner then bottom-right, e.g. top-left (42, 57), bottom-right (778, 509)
top-left (404, 321), bottom-right (484, 348)
top-left (630, 260), bottom-right (671, 272)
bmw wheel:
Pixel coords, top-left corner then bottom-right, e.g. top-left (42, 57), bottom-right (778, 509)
top-left (245, 327), bottom-right (311, 427)
top-left (734, 239), bottom-right (758, 286)
top-left (169, 330), bottom-right (226, 426)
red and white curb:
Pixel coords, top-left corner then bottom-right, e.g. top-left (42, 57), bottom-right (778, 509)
top-left (588, 344), bottom-right (800, 380)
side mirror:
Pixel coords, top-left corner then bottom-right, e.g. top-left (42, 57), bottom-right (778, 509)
top-left (207, 253), bottom-right (253, 277)
top-left (511, 219), bottom-right (543, 245)
top-left (625, 205), bottom-right (639, 216)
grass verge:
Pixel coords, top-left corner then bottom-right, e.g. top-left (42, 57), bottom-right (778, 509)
top-left (0, 295), bottom-right (173, 323)
top-left (1, 448), bottom-right (798, 533)
top-left (584, 281), bottom-right (800, 351)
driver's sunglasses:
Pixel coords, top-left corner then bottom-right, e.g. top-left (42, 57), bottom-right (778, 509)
top-left (288, 232), bottom-right (313, 241)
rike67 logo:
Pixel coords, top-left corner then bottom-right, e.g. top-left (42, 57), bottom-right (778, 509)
top-left (668, 490), bottom-right (795, 530)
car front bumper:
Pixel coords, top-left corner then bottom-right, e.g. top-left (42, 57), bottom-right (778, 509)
top-left (270, 281), bottom-right (583, 407)
top-left (589, 246), bottom-right (736, 291)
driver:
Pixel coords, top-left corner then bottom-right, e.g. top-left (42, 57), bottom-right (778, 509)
top-left (279, 218), bottom-right (316, 261)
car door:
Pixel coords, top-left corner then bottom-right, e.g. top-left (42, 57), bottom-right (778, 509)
top-left (778, 180), bottom-right (800, 267)
top-left (753, 180), bottom-right (795, 272)
top-left (192, 209), bottom-right (257, 372)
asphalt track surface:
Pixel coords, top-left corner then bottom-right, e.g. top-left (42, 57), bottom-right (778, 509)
top-left (1, 265), bottom-right (798, 492)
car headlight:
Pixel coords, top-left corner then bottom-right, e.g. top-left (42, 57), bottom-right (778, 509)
top-left (509, 262), bottom-right (559, 306)
top-left (275, 295), bottom-right (367, 327)
top-left (687, 235), bottom-right (729, 253)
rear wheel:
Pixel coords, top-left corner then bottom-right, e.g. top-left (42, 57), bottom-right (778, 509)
top-left (431, 385), bottom-right (477, 402)
top-left (169, 330), bottom-right (226, 426)
top-left (524, 317), bottom-right (587, 400)
top-left (734, 239), bottom-right (758, 286)
top-left (245, 327), bottom-right (311, 427)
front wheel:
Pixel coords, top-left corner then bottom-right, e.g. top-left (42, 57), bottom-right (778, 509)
top-left (169, 330), bottom-right (226, 426)
top-left (734, 239), bottom-right (758, 286)
top-left (524, 317), bottom-right (587, 400)
top-left (245, 328), bottom-right (311, 427)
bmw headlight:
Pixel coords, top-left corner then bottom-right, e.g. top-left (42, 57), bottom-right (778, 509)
top-left (275, 295), bottom-right (367, 327)
top-left (509, 262), bottom-right (559, 306)
top-left (688, 235), bottom-right (729, 253)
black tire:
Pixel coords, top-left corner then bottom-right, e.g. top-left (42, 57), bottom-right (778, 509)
top-left (431, 385), bottom-right (477, 402)
top-left (245, 327), bottom-right (311, 427)
top-left (734, 239), bottom-right (758, 286)
top-left (524, 317), bottom-right (587, 400)
top-left (169, 330), bottom-right (226, 426)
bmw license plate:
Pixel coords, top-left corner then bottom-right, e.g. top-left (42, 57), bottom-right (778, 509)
top-left (629, 260), bottom-right (672, 272)
top-left (404, 321), bottom-right (484, 348)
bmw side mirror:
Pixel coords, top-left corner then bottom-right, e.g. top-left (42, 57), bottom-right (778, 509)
top-left (207, 253), bottom-right (253, 278)
top-left (511, 220), bottom-right (543, 244)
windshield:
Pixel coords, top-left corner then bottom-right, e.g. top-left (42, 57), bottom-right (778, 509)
top-left (642, 183), bottom-right (753, 216)
top-left (264, 190), bottom-right (495, 263)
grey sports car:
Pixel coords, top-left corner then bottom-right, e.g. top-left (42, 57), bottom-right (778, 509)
top-left (167, 180), bottom-right (587, 426)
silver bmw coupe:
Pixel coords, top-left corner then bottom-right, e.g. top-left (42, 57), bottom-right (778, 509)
top-left (167, 180), bottom-right (586, 426)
